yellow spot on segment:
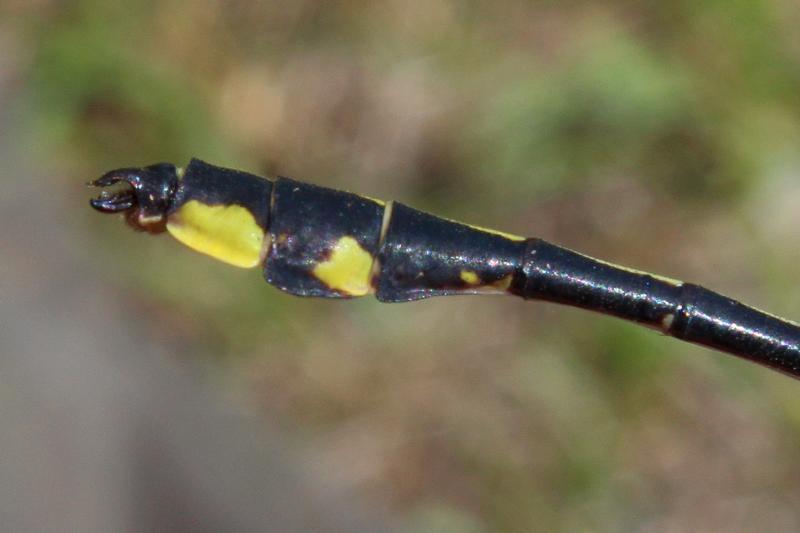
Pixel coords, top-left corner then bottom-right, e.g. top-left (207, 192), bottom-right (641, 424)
top-left (460, 270), bottom-right (481, 285)
top-left (313, 236), bottom-right (374, 296)
top-left (166, 200), bottom-right (265, 268)
top-left (492, 274), bottom-right (514, 291)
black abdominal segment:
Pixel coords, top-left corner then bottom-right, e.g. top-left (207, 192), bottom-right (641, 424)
top-left (266, 176), bottom-right (385, 298)
top-left (376, 203), bottom-right (525, 302)
top-left (171, 159), bottom-right (272, 231)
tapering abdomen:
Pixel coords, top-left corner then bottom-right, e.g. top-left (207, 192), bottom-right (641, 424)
top-left (90, 158), bottom-right (800, 379)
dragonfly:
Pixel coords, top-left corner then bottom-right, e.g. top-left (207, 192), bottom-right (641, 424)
top-left (89, 158), bottom-right (800, 380)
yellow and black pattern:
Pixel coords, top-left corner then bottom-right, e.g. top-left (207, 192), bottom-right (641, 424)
top-left (375, 202), bottom-right (524, 302)
top-left (89, 159), bottom-right (800, 380)
top-left (266, 176), bottom-right (384, 297)
top-left (167, 159), bottom-right (272, 268)
top-left (135, 160), bottom-right (528, 300)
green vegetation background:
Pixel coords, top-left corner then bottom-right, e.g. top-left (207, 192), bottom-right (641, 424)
top-left (6, 1), bottom-right (800, 530)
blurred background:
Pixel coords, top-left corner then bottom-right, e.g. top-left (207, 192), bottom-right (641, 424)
top-left (3, 0), bottom-right (800, 531)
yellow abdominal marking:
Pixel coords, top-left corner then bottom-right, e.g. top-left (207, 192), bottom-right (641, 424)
top-left (166, 200), bottom-right (265, 268)
top-left (465, 222), bottom-right (526, 242)
top-left (359, 194), bottom-right (386, 206)
top-left (313, 236), bottom-right (374, 296)
top-left (440, 214), bottom-right (525, 242)
top-left (492, 274), bottom-right (513, 291)
top-left (574, 250), bottom-right (683, 287)
top-left (460, 270), bottom-right (481, 285)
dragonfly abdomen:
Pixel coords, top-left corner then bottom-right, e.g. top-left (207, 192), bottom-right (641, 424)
top-left (88, 158), bottom-right (800, 379)
top-left (375, 202), bottom-right (525, 302)
top-left (516, 240), bottom-right (800, 375)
